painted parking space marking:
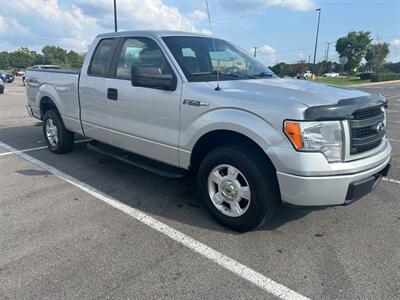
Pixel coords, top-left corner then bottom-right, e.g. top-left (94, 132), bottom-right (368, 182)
top-left (0, 139), bottom-right (309, 300)
top-left (4, 92), bottom-right (25, 96)
top-left (383, 177), bottom-right (400, 185)
top-left (388, 138), bottom-right (400, 143)
top-left (0, 139), bottom-right (91, 157)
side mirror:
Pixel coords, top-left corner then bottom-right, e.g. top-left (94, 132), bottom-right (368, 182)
top-left (131, 66), bottom-right (177, 91)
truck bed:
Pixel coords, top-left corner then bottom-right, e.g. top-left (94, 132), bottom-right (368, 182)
top-left (26, 69), bottom-right (82, 134)
top-left (26, 68), bottom-right (81, 75)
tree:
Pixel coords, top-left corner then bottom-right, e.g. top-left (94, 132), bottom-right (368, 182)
top-left (42, 45), bottom-right (68, 66)
top-left (365, 42), bottom-right (390, 73)
top-left (66, 50), bottom-right (85, 69)
top-left (384, 61), bottom-right (400, 73)
top-left (336, 31), bottom-right (372, 72)
top-left (0, 51), bottom-right (10, 69)
top-left (8, 48), bottom-right (35, 68)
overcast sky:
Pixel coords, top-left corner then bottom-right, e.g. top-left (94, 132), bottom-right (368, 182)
top-left (1, 0), bottom-right (399, 64)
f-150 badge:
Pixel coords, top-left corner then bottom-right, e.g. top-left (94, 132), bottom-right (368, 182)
top-left (183, 99), bottom-right (209, 107)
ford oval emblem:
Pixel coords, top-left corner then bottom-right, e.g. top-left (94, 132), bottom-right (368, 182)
top-left (376, 121), bottom-right (385, 133)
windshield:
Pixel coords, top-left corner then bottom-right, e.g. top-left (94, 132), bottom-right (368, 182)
top-left (162, 36), bottom-right (275, 82)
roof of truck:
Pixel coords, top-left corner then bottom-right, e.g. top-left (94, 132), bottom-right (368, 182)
top-left (97, 30), bottom-right (210, 39)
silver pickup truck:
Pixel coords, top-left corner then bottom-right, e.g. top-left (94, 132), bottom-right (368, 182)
top-left (26, 31), bottom-right (391, 231)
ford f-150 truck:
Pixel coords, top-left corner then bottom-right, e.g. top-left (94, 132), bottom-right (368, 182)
top-left (26, 31), bottom-right (391, 232)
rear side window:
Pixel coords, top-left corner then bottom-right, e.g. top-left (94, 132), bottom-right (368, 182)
top-left (89, 39), bottom-right (116, 76)
top-left (115, 37), bottom-right (172, 80)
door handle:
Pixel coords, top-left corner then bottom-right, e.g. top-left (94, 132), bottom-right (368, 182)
top-left (107, 88), bottom-right (118, 100)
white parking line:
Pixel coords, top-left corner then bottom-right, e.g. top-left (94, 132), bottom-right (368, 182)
top-left (0, 139), bottom-right (309, 300)
top-left (0, 139), bottom-right (91, 157)
top-left (383, 177), bottom-right (400, 184)
top-left (4, 92), bottom-right (25, 96)
top-left (388, 138), bottom-right (400, 143)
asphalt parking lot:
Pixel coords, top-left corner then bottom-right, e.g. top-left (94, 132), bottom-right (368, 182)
top-left (0, 79), bottom-right (399, 299)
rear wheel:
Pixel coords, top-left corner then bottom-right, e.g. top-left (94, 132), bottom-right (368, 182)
top-left (43, 109), bottom-right (74, 153)
top-left (197, 145), bottom-right (279, 232)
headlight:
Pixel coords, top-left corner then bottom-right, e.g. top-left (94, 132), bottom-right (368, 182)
top-left (284, 120), bottom-right (343, 162)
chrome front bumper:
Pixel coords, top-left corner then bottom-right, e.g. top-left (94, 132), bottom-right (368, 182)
top-left (276, 155), bottom-right (391, 206)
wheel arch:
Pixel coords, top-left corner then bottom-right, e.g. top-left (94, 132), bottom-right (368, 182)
top-left (36, 84), bottom-right (62, 119)
top-left (189, 129), bottom-right (277, 173)
top-left (39, 96), bottom-right (59, 119)
top-left (180, 108), bottom-right (288, 171)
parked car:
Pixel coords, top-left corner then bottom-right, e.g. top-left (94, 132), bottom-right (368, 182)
top-left (5, 73), bottom-right (14, 82)
top-left (30, 65), bottom-right (62, 70)
top-left (23, 65), bottom-right (61, 86)
top-left (12, 68), bottom-right (25, 76)
top-left (0, 70), bottom-right (7, 81)
top-left (25, 31), bottom-right (391, 232)
top-left (296, 70), bottom-right (313, 79)
top-left (323, 72), bottom-right (339, 78)
top-left (0, 78), bottom-right (4, 94)
top-left (0, 70), bottom-right (14, 83)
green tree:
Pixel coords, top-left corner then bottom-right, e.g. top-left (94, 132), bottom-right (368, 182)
top-left (0, 51), bottom-right (10, 69)
top-left (42, 45), bottom-right (68, 66)
top-left (8, 47), bottom-right (35, 68)
top-left (66, 50), bottom-right (85, 69)
top-left (365, 42), bottom-right (390, 73)
top-left (384, 61), bottom-right (400, 73)
top-left (336, 31), bottom-right (372, 72)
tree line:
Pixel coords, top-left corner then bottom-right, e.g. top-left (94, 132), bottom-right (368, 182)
top-left (0, 46), bottom-right (86, 70)
top-left (270, 31), bottom-right (396, 77)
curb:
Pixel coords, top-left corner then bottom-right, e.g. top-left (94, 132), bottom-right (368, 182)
top-left (348, 79), bottom-right (400, 87)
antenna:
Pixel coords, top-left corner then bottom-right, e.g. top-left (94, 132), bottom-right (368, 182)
top-left (205, 0), bottom-right (221, 91)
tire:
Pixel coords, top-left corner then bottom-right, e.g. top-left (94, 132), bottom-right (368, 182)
top-left (43, 109), bottom-right (74, 154)
top-left (197, 145), bottom-right (279, 232)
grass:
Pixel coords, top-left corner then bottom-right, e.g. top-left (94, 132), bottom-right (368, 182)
top-left (313, 76), bottom-right (370, 86)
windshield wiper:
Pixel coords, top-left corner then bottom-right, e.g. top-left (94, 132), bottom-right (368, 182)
top-left (191, 71), bottom-right (258, 79)
top-left (248, 72), bottom-right (274, 78)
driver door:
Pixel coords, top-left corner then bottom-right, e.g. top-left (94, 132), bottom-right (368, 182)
top-left (103, 37), bottom-right (182, 166)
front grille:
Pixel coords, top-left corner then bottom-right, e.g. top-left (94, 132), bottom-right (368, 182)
top-left (350, 106), bottom-right (384, 155)
top-left (352, 107), bottom-right (382, 120)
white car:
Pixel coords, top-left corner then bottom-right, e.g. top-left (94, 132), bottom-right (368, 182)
top-left (323, 72), bottom-right (339, 78)
top-left (296, 70), bottom-right (313, 79)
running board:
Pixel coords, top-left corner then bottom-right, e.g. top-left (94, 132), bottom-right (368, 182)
top-left (87, 141), bottom-right (188, 179)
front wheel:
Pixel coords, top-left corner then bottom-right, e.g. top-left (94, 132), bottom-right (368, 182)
top-left (197, 145), bottom-right (279, 232)
top-left (43, 109), bottom-right (74, 154)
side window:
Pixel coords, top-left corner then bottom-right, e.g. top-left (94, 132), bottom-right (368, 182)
top-left (89, 39), bottom-right (116, 76)
top-left (116, 38), bottom-right (172, 80)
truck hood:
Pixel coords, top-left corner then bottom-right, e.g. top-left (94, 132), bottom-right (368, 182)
top-left (207, 77), bottom-right (369, 107)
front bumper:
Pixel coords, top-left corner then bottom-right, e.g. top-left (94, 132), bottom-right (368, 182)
top-left (277, 156), bottom-right (391, 206)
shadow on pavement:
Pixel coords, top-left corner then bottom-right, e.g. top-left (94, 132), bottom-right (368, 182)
top-left (1, 125), bottom-right (317, 233)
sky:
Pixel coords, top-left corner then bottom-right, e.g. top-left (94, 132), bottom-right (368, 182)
top-left (1, 0), bottom-right (399, 65)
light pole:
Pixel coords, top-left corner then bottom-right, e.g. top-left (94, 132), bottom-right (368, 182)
top-left (253, 47), bottom-right (258, 58)
top-left (113, 0), bottom-right (118, 32)
top-left (312, 8), bottom-right (321, 67)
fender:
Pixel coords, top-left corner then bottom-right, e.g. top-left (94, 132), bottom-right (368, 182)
top-left (36, 83), bottom-right (63, 118)
top-left (178, 108), bottom-right (291, 169)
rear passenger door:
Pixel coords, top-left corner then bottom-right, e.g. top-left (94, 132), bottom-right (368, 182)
top-left (79, 38), bottom-right (118, 142)
top-left (102, 37), bottom-right (182, 166)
